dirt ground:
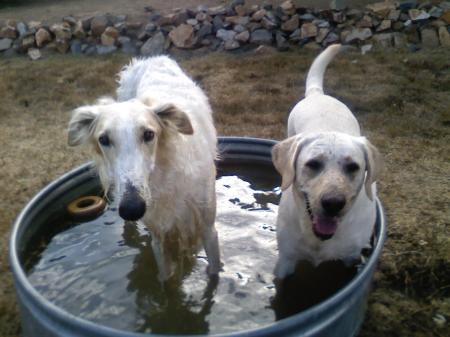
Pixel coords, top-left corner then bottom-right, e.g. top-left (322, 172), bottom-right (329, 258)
top-left (0, 46), bottom-right (449, 336)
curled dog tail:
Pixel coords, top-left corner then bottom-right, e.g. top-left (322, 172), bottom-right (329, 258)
top-left (305, 44), bottom-right (342, 97)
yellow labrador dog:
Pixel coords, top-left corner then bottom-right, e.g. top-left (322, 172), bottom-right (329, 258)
top-left (272, 44), bottom-right (381, 279)
top-left (68, 56), bottom-right (221, 281)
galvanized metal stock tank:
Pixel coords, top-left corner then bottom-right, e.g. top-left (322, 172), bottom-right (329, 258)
top-left (10, 137), bottom-right (386, 337)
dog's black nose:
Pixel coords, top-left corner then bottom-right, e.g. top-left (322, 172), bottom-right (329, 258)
top-left (321, 194), bottom-right (346, 216)
top-left (119, 183), bottom-right (146, 221)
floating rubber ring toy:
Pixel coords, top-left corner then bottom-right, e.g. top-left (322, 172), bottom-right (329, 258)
top-left (67, 196), bottom-right (106, 219)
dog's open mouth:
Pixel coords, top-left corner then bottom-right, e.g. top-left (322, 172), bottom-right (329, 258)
top-left (312, 216), bottom-right (338, 240)
top-left (304, 193), bottom-right (338, 241)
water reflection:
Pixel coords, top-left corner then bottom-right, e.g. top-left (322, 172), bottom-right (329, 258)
top-left (122, 221), bottom-right (217, 334)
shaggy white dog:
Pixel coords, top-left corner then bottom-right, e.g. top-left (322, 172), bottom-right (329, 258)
top-left (68, 56), bottom-right (221, 281)
top-left (272, 45), bottom-right (382, 279)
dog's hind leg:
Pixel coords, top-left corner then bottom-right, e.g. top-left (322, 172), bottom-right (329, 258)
top-left (200, 200), bottom-right (221, 276)
top-left (203, 225), bottom-right (221, 276)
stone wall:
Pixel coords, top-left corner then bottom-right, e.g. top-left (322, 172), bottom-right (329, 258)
top-left (0, 0), bottom-right (449, 60)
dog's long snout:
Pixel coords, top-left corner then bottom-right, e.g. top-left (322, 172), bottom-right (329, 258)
top-left (119, 182), bottom-right (146, 221)
top-left (321, 193), bottom-right (346, 216)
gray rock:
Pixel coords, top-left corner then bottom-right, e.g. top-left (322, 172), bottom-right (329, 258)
top-left (0, 25), bottom-right (18, 39)
top-left (315, 19), bottom-right (331, 28)
top-left (261, 16), bottom-right (278, 30)
top-left (73, 21), bottom-right (86, 39)
top-left (0, 38), bottom-right (12, 51)
top-left (281, 14), bottom-right (299, 32)
top-left (251, 9), bottom-right (266, 21)
top-left (213, 15), bottom-right (225, 31)
top-left (332, 11), bottom-right (346, 24)
top-left (275, 31), bottom-right (289, 50)
top-left (438, 26), bottom-right (450, 46)
top-left (50, 23), bottom-right (72, 40)
top-left (429, 7), bottom-right (443, 18)
top-left (357, 14), bottom-right (373, 28)
top-left (322, 31), bottom-right (339, 45)
top-left (70, 40), bottom-right (83, 54)
top-left (196, 12), bottom-right (210, 22)
top-left (300, 22), bottom-right (318, 38)
top-left (197, 22), bottom-right (213, 38)
top-left (408, 9), bottom-right (430, 21)
top-left (344, 27), bottom-right (373, 43)
top-left (96, 44), bottom-right (117, 55)
top-left (35, 28), bottom-right (51, 47)
top-left (144, 23), bottom-right (157, 33)
top-left (234, 4), bottom-right (248, 16)
top-left (280, 1), bottom-right (296, 15)
top-left (233, 24), bottom-right (246, 33)
top-left (62, 16), bottom-right (77, 26)
top-left (388, 9), bottom-right (401, 21)
top-left (141, 31), bottom-right (165, 55)
top-left (91, 15), bottom-right (109, 37)
top-left (316, 27), bottom-right (330, 43)
top-left (187, 19), bottom-right (198, 26)
top-left (117, 36), bottom-right (131, 45)
top-left (16, 22), bottom-right (27, 37)
top-left (235, 30), bottom-right (250, 42)
top-left (250, 29), bottom-right (273, 44)
top-left (216, 29), bottom-right (237, 41)
top-left (421, 27), bottom-right (439, 48)
top-left (21, 35), bottom-right (35, 51)
top-left (28, 21), bottom-right (42, 31)
top-left (376, 19), bottom-right (391, 32)
top-left (289, 28), bottom-right (301, 42)
top-left (366, 2), bottom-right (396, 18)
top-left (169, 24), bottom-right (196, 48)
top-left (27, 48), bottom-right (41, 60)
top-left (208, 5), bottom-right (227, 16)
top-left (373, 33), bottom-right (393, 48)
top-left (225, 16), bottom-right (250, 26)
top-left (224, 39), bottom-right (240, 50)
top-left (121, 40), bottom-right (139, 55)
top-left (346, 9), bottom-right (363, 20)
top-left (299, 13), bottom-right (316, 21)
top-left (84, 45), bottom-right (97, 55)
top-left (101, 27), bottom-right (119, 46)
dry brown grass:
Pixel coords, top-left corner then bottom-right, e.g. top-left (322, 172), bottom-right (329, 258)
top-left (0, 47), bottom-right (449, 336)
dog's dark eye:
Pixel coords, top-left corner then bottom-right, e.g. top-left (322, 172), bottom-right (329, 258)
top-left (143, 129), bottom-right (154, 142)
top-left (305, 159), bottom-right (322, 171)
top-left (345, 162), bottom-right (360, 173)
top-left (98, 134), bottom-right (110, 147)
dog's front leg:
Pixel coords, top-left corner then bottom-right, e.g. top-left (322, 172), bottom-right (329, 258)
top-left (151, 235), bottom-right (174, 282)
top-left (203, 225), bottom-right (221, 276)
top-left (274, 253), bottom-right (298, 280)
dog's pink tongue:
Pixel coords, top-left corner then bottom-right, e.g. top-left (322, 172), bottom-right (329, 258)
top-left (313, 217), bottom-right (338, 236)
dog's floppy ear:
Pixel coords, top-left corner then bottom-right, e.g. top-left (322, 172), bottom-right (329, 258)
top-left (360, 138), bottom-right (382, 201)
top-left (68, 105), bottom-right (100, 146)
top-left (154, 103), bottom-right (193, 135)
top-left (272, 135), bottom-right (304, 191)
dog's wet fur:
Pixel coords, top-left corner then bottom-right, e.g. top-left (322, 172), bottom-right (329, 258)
top-left (272, 45), bottom-right (382, 279)
top-left (68, 56), bottom-right (221, 281)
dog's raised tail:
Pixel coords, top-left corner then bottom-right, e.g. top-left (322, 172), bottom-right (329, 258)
top-left (305, 44), bottom-right (342, 97)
